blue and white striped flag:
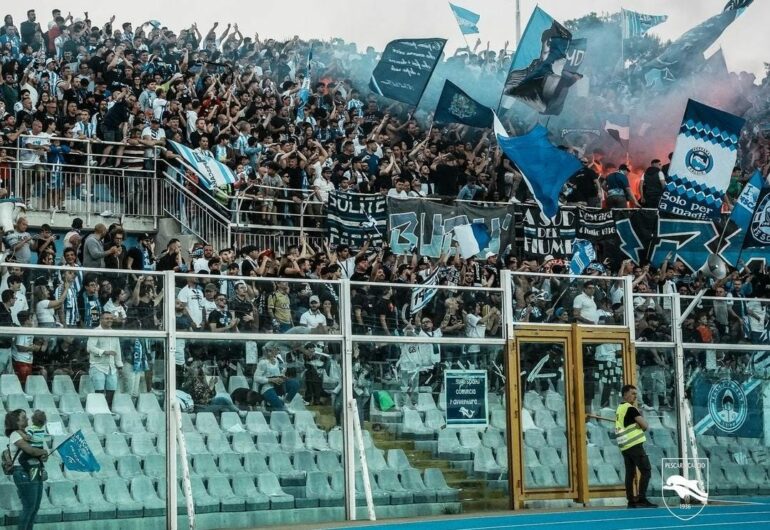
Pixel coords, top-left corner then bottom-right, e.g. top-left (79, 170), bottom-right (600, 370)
top-left (449, 3), bottom-right (480, 35)
top-left (168, 140), bottom-right (236, 189)
top-left (621, 9), bottom-right (667, 39)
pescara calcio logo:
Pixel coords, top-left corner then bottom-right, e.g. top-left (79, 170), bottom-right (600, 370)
top-left (661, 457), bottom-right (709, 521)
top-left (750, 193), bottom-right (770, 245)
top-left (708, 379), bottom-right (748, 433)
top-left (685, 147), bottom-right (714, 175)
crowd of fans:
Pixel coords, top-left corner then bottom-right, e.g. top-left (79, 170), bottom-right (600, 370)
top-left (0, 9), bottom-right (769, 415)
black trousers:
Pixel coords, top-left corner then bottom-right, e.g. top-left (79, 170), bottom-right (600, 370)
top-left (622, 444), bottom-right (651, 501)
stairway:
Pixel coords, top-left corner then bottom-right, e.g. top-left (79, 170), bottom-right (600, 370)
top-left (370, 427), bottom-right (510, 513)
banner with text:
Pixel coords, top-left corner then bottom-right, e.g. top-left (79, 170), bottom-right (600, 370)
top-left (445, 370), bottom-right (488, 427)
top-left (658, 99), bottom-right (745, 219)
top-left (520, 205), bottom-right (576, 258)
top-left (328, 191), bottom-right (387, 248)
top-left (387, 199), bottom-right (515, 258)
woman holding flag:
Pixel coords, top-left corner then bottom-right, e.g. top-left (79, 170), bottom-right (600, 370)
top-left (4, 409), bottom-right (48, 530)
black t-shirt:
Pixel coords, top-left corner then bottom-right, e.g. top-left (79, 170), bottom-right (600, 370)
top-left (103, 100), bottom-right (129, 130)
top-left (571, 167), bottom-right (599, 202)
top-left (207, 308), bottom-right (232, 331)
top-left (623, 405), bottom-right (641, 427)
top-left (432, 163), bottom-right (460, 196)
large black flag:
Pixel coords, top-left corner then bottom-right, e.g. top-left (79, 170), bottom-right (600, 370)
top-left (369, 38), bottom-right (447, 106)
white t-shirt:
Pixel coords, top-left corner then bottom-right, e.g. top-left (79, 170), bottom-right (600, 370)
top-left (13, 335), bottom-right (34, 363)
top-left (300, 310), bottom-right (326, 330)
top-left (573, 293), bottom-right (598, 324)
top-left (465, 313), bottom-right (486, 354)
top-left (35, 300), bottom-right (56, 325)
top-left (8, 431), bottom-right (23, 462)
top-left (178, 286), bottom-right (205, 327)
top-left (747, 300), bottom-right (766, 332)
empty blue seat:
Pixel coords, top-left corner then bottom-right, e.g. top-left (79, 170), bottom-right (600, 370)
top-left (306, 471), bottom-right (343, 507)
top-left (131, 476), bottom-right (164, 516)
top-left (257, 473), bottom-right (294, 509)
top-left (207, 476), bottom-right (246, 512)
top-left (232, 474), bottom-right (270, 511)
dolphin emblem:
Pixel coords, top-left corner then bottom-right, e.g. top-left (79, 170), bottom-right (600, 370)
top-left (459, 407), bottom-right (476, 419)
top-left (662, 475), bottom-right (709, 504)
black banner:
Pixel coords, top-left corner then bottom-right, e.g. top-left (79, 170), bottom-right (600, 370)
top-left (577, 208), bottom-right (616, 241)
top-left (327, 192), bottom-right (387, 248)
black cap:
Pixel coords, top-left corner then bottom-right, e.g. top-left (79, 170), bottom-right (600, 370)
top-left (140, 233), bottom-right (152, 240)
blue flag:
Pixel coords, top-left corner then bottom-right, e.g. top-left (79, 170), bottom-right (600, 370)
top-left (496, 125), bottom-right (582, 219)
top-left (500, 8), bottom-right (581, 115)
top-left (449, 3), bottom-right (480, 35)
top-left (55, 430), bottom-right (101, 472)
top-left (621, 9), bottom-right (667, 39)
top-left (369, 38), bottom-right (447, 107)
top-left (168, 140), bottom-right (236, 190)
top-left (570, 239), bottom-right (596, 276)
top-left (658, 99), bottom-right (745, 220)
top-left (692, 376), bottom-right (763, 438)
top-left (720, 171), bottom-right (770, 267)
top-left (434, 80), bottom-right (493, 128)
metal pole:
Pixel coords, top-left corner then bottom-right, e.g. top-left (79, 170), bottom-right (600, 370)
top-left (164, 270), bottom-right (178, 530)
top-left (515, 0), bottom-right (522, 45)
top-left (351, 400), bottom-right (376, 520)
top-left (671, 292), bottom-right (689, 479)
top-left (501, 270), bottom-right (515, 340)
top-left (339, 278), bottom-right (357, 519)
top-left (624, 276), bottom-right (635, 339)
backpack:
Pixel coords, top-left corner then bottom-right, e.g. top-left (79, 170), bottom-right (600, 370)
top-left (2, 442), bottom-right (20, 475)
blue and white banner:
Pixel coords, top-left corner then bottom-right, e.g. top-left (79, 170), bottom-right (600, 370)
top-left (658, 99), bottom-right (745, 219)
top-left (449, 2), bottom-right (480, 35)
top-left (369, 38), bottom-right (447, 107)
top-left (445, 370), bottom-right (488, 427)
top-left (692, 376), bottom-right (763, 438)
top-left (621, 9), bottom-right (668, 39)
top-left (570, 239), bottom-right (596, 276)
top-left (720, 170), bottom-right (770, 267)
top-left (387, 198), bottom-right (514, 258)
top-left (168, 140), bottom-right (236, 189)
top-left (54, 430), bottom-right (101, 472)
top-left (410, 267), bottom-right (440, 315)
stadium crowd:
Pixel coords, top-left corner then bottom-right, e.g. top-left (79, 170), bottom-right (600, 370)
top-left (0, 9), bottom-right (768, 414)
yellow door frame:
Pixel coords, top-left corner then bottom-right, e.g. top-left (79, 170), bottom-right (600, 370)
top-left (507, 324), bottom-right (635, 509)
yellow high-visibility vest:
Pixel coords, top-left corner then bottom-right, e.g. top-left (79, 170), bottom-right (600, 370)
top-left (615, 402), bottom-right (646, 451)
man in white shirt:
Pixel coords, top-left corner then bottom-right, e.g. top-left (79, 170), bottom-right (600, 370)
top-left (86, 312), bottom-right (123, 407)
top-left (177, 277), bottom-right (205, 329)
top-left (398, 316), bottom-right (442, 391)
top-left (573, 281), bottom-right (599, 325)
top-left (387, 179), bottom-right (409, 199)
top-left (299, 295), bottom-right (327, 331)
top-left (141, 118), bottom-right (166, 160)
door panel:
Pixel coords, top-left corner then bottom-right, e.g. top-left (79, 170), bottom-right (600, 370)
top-left (509, 325), bottom-right (635, 508)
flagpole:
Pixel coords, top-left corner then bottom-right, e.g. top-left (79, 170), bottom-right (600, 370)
top-left (516, 0), bottom-right (522, 45)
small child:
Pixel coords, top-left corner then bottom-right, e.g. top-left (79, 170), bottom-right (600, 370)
top-left (25, 410), bottom-right (47, 451)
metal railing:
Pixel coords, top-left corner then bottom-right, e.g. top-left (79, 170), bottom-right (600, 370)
top-left (160, 171), bottom-right (232, 252)
top-left (9, 135), bottom-right (158, 223)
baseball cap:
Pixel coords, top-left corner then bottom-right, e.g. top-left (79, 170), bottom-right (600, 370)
top-left (309, 295), bottom-right (320, 304)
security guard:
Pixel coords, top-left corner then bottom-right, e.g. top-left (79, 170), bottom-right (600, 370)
top-left (616, 384), bottom-right (656, 508)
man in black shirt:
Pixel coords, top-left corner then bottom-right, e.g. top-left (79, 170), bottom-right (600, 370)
top-left (570, 158), bottom-right (601, 207)
top-left (641, 159), bottom-right (665, 208)
top-left (431, 154), bottom-right (461, 197)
